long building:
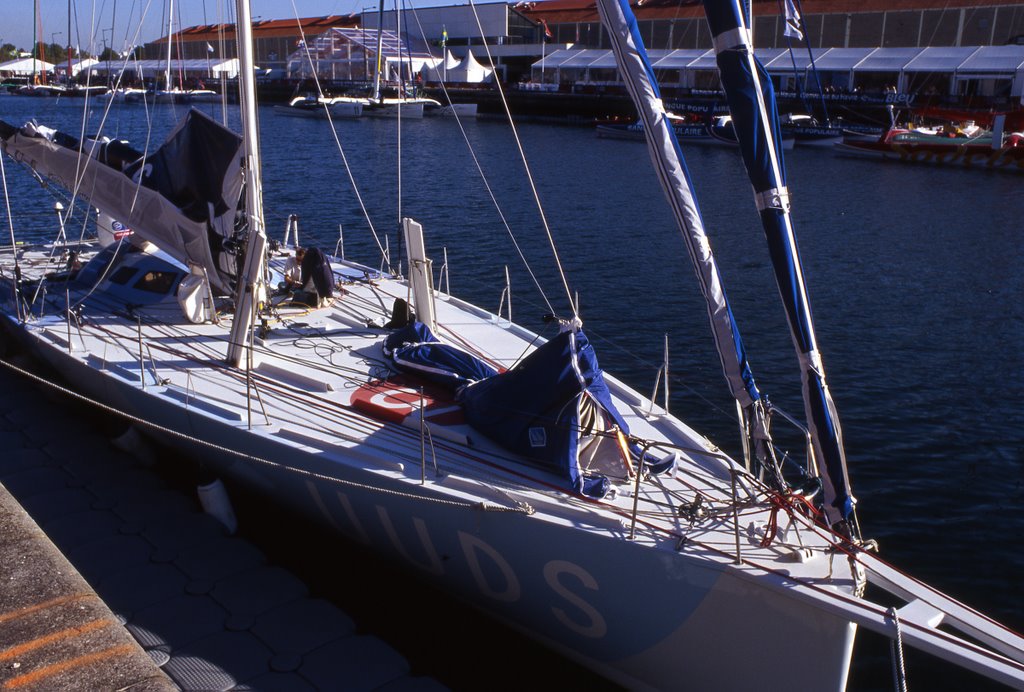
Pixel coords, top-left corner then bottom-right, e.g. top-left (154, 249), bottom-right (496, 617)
top-left (520, 0), bottom-right (1024, 50)
top-left (138, 1), bottom-right (1024, 110)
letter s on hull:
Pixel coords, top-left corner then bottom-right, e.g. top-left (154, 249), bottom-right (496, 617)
top-left (544, 560), bottom-right (607, 638)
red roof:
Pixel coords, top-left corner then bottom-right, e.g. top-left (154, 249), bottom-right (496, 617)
top-left (158, 15), bottom-right (358, 44)
top-left (516, 0), bottom-right (1016, 24)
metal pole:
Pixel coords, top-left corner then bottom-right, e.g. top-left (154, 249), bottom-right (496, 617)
top-left (65, 289), bottom-right (72, 353)
top-left (442, 247), bottom-right (449, 295)
top-left (137, 315), bottom-right (145, 388)
top-left (731, 469), bottom-right (742, 564)
top-left (628, 443), bottom-right (647, 540)
top-left (419, 387), bottom-right (426, 485)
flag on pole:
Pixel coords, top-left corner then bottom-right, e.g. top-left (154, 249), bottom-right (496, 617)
top-left (782, 0), bottom-right (804, 41)
top-left (441, 27), bottom-right (448, 48)
top-left (206, 42), bottom-right (214, 53)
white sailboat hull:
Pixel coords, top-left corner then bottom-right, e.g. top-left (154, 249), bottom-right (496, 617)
top-left (0, 241), bottom-right (861, 691)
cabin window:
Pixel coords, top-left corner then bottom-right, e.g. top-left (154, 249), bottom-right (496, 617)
top-left (108, 266), bottom-right (138, 285)
top-left (133, 270), bottom-right (180, 295)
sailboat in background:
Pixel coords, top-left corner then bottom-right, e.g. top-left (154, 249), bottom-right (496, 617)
top-left (124, 0), bottom-right (218, 104)
top-left (1, 0), bottom-right (1023, 690)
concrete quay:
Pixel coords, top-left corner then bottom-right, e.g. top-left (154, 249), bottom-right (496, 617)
top-left (0, 357), bottom-right (448, 692)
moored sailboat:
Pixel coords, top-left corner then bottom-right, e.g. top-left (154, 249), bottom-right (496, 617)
top-left (0, 1), bottom-right (1023, 690)
top-left (834, 120), bottom-right (1024, 171)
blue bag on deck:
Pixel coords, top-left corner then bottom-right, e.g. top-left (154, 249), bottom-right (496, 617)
top-left (384, 321), bottom-right (499, 390)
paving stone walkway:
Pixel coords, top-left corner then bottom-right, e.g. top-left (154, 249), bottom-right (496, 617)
top-left (0, 356), bottom-right (448, 692)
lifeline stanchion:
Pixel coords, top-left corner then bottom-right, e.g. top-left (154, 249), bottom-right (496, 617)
top-left (628, 442), bottom-right (649, 540)
top-left (420, 387), bottom-right (426, 485)
top-left (65, 288), bottom-right (72, 354)
top-left (731, 469), bottom-right (742, 565)
top-left (137, 315), bottom-right (145, 389)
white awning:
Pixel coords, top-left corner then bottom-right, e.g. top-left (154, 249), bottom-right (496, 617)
top-left (956, 45), bottom-right (1024, 73)
top-left (652, 49), bottom-right (712, 70)
top-left (0, 57), bottom-right (57, 75)
top-left (809, 47), bottom-right (876, 71)
top-left (849, 47), bottom-right (919, 72)
top-left (558, 49), bottom-right (611, 68)
top-left (903, 46), bottom-right (981, 72)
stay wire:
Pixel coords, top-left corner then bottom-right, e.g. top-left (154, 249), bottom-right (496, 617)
top-left (289, 1), bottom-right (391, 271)
top-left (466, 0), bottom-right (577, 319)
top-left (404, 2), bottom-right (555, 317)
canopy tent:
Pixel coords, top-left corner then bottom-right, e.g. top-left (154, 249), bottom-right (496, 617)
top-left (421, 49), bottom-right (460, 82)
top-left (651, 49), bottom-right (711, 70)
top-left (442, 50), bottom-right (493, 83)
top-left (853, 47), bottom-right (920, 72)
top-left (287, 27), bottom-right (435, 82)
top-left (85, 58), bottom-right (241, 80)
top-left (765, 47), bottom-right (873, 93)
top-left (54, 58), bottom-right (99, 77)
top-left (901, 47), bottom-right (981, 95)
top-left (530, 48), bottom-right (606, 83)
top-left (0, 58), bottom-right (57, 77)
top-left (953, 46), bottom-right (1024, 100)
top-left (957, 45), bottom-right (1024, 73)
top-left (527, 45), bottom-right (1024, 100)
top-left (902, 46), bottom-right (982, 73)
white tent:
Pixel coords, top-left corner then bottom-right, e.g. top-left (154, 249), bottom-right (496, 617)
top-left (0, 57), bottom-right (57, 77)
top-left (85, 58), bottom-right (241, 80)
top-left (444, 50), bottom-right (492, 84)
top-left (55, 58), bottom-right (99, 76)
top-left (421, 50), bottom-right (460, 82)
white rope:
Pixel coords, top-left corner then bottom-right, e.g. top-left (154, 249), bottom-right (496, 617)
top-left (466, 0), bottom-right (577, 319)
top-left (887, 606), bottom-right (909, 692)
top-left (404, 3), bottom-right (555, 315)
top-left (287, 1), bottom-right (392, 270)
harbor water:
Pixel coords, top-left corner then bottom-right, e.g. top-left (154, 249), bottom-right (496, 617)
top-left (1, 96), bottom-right (1022, 690)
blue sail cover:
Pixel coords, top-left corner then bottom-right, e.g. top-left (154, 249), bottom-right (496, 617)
top-left (702, 0), bottom-right (854, 528)
top-left (384, 321), bottom-right (499, 389)
top-left (457, 329), bottom-right (623, 498)
top-left (593, 0), bottom-right (774, 475)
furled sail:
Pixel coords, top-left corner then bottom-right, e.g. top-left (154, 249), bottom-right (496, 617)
top-left (701, 1), bottom-right (855, 531)
top-left (457, 327), bottom-right (630, 499)
top-left (593, 0), bottom-right (774, 476)
top-left (0, 109), bottom-right (243, 295)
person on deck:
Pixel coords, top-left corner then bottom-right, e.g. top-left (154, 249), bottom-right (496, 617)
top-left (298, 247), bottom-right (334, 306)
top-left (283, 247), bottom-right (305, 289)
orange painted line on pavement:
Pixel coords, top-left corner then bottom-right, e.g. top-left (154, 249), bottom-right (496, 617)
top-left (0, 618), bottom-right (110, 663)
top-left (2, 643), bottom-right (136, 689)
top-left (0, 594), bottom-right (92, 626)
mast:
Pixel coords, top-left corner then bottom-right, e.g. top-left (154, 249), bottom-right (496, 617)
top-left (66, 0), bottom-right (72, 86)
top-left (165, 0), bottom-right (174, 90)
top-left (702, 0), bottom-right (856, 534)
top-left (32, 0), bottom-right (38, 85)
top-left (372, 0), bottom-right (384, 102)
top-left (592, 0), bottom-right (774, 480)
top-left (226, 0), bottom-right (268, 367)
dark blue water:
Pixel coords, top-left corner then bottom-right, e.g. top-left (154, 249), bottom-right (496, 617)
top-left (2, 96), bottom-right (1022, 690)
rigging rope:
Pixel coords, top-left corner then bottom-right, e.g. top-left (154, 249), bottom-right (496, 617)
top-left (888, 606), bottom-right (910, 692)
top-left (465, 0), bottom-right (578, 319)
top-left (403, 5), bottom-right (556, 317)
top-left (289, 0), bottom-right (391, 270)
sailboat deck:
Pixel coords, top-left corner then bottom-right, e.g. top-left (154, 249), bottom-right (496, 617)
top-left (0, 241), bottom-right (858, 600)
